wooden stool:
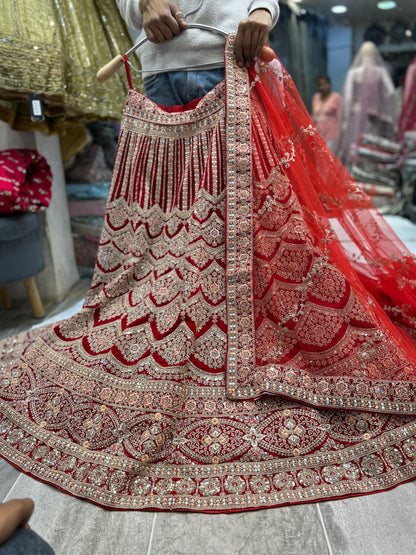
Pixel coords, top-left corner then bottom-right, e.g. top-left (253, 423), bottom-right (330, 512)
top-left (0, 212), bottom-right (45, 318)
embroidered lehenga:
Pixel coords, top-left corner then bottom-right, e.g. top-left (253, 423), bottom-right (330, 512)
top-left (2, 37), bottom-right (416, 512)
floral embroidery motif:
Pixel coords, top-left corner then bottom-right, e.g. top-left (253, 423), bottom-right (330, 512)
top-left (1, 35), bottom-right (416, 514)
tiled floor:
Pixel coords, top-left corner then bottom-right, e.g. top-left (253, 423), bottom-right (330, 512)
top-left (1, 216), bottom-right (416, 555)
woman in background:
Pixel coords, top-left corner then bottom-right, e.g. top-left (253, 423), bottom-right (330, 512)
top-left (311, 74), bottom-right (341, 152)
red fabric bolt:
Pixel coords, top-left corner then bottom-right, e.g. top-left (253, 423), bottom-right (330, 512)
top-left (0, 149), bottom-right (52, 213)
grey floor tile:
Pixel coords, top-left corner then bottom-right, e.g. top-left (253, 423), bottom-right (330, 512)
top-left (150, 504), bottom-right (330, 555)
top-left (5, 474), bottom-right (154, 555)
top-left (0, 458), bottom-right (20, 501)
top-left (319, 481), bottom-right (416, 555)
top-left (0, 277), bottom-right (90, 340)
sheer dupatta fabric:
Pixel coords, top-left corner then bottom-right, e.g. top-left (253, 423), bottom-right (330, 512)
top-left (227, 50), bottom-right (416, 412)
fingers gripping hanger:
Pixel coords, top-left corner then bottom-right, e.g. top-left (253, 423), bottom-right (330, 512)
top-left (97, 24), bottom-right (227, 83)
top-left (96, 24), bottom-right (275, 83)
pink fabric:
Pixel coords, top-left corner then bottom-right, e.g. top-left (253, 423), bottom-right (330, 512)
top-left (0, 149), bottom-right (52, 213)
top-left (398, 57), bottom-right (416, 142)
top-left (311, 91), bottom-right (342, 143)
top-left (338, 42), bottom-right (397, 165)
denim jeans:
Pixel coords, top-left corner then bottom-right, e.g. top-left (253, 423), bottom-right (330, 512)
top-left (143, 69), bottom-right (225, 107)
top-left (1, 527), bottom-right (55, 554)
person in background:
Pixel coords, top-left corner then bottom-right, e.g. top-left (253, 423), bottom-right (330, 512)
top-left (311, 74), bottom-right (342, 152)
top-left (0, 498), bottom-right (55, 554)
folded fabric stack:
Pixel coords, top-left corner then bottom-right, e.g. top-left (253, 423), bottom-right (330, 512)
top-left (0, 149), bottom-right (52, 213)
top-left (66, 184), bottom-right (109, 276)
top-left (350, 133), bottom-right (402, 211)
top-left (65, 123), bottom-right (118, 276)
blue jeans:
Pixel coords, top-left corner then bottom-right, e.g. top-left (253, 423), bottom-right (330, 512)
top-left (143, 69), bottom-right (225, 107)
top-left (0, 527), bottom-right (55, 554)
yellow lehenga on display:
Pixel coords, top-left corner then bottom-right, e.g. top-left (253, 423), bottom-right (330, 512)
top-left (0, 0), bottom-right (136, 130)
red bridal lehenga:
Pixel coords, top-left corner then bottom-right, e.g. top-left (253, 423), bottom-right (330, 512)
top-left (2, 36), bottom-right (416, 512)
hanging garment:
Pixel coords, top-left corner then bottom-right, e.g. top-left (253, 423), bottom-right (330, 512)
top-left (0, 0), bottom-right (135, 128)
top-left (338, 42), bottom-right (397, 165)
top-left (0, 149), bottom-right (52, 213)
top-left (1, 37), bottom-right (416, 512)
top-left (398, 57), bottom-right (416, 142)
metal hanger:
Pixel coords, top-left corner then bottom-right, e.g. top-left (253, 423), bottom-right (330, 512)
top-left (97, 23), bottom-right (228, 82)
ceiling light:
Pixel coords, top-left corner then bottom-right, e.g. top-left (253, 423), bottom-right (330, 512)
top-left (377, 1), bottom-right (397, 9)
top-left (331, 5), bottom-right (348, 14)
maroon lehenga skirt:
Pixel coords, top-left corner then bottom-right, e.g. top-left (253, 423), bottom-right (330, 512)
top-left (2, 37), bottom-right (416, 511)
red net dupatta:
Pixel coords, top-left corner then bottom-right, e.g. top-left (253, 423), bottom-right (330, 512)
top-left (224, 41), bottom-right (416, 413)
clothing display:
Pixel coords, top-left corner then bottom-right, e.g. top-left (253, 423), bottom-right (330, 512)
top-left (65, 125), bottom-right (119, 272)
top-left (116, 0), bottom-right (280, 75)
top-left (401, 132), bottom-right (416, 223)
top-left (349, 135), bottom-right (402, 211)
top-left (0, 149), bottom-right (52, 213)
top-left (311, 91), bottom-right (341, 149)
top-left (398, 57), bottom-right (416, 142)
top-left (0, 0), bottom-right (134, 129)
top-left (2, 37), bottom-right (416, 512)
top-left (338, 42), bottom-right (397, 166)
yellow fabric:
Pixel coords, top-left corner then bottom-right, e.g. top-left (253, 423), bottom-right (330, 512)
top-left (0, 0), bottom-right (140, 127)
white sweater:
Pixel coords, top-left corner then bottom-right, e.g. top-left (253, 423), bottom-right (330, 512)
top-left (116, 0), bottom-right (280, 74)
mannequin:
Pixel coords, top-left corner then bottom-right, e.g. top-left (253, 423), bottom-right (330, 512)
top-left (338, 41), bottom-right (397, 165)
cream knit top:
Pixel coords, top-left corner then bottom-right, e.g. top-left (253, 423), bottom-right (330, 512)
top-left (116, 0), bottom-right (280, 75)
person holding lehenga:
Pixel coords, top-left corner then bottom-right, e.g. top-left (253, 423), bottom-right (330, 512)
top-left (117, 0), bottom-right (279, 104)
top-left (311, 74), bottom-right (342, 152)
top-left (338, 41), bottom-right (397, 166)
top-left (2, 0), bottom-right (416, 513)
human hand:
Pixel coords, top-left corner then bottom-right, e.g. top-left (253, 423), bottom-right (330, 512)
top-left (0, 498), bottom-right (34, 545)
top-left (140, 0), bottom-right (189, 43)
top-left (235, 9), bottom-right (272, 68)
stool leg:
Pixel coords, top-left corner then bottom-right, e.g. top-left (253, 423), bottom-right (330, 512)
top-left (23, 277), bottom-right (45, 318)
top-left (0, 286), bottom-right (11, 309)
